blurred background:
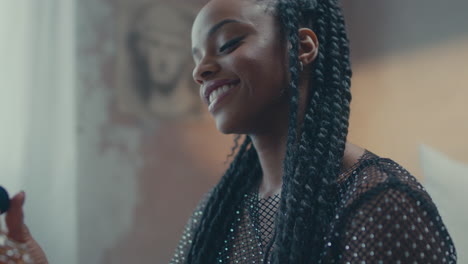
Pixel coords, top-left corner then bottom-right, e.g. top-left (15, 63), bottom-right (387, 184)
top-left (0, 0), bottom-right (467, 263)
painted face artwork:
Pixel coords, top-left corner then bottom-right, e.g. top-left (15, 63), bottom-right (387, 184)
top-left (122, 3), bottom-right (202, 119)
top-left (191, 0), bottom-right (290, 134)
top-left (134, 4), bottom-right (191, 88)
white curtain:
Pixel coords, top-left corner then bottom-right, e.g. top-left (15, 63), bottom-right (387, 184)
top-left (0, 1), bottom-right (77, 264)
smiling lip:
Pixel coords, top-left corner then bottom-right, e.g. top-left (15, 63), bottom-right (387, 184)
top-left (207, 82), bottom-right (239, 113)
top-left (202, 79), bottom-right (240, 105)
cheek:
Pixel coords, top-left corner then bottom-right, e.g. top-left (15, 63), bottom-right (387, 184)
top-left (230, 44), bottom-right (284, 87)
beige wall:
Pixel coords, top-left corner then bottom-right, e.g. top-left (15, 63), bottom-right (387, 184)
top-left (348, 37), bottom-right (468, 178)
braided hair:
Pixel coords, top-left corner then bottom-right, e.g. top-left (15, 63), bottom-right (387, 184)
top-left (187, 0), bottom-right (352, 262)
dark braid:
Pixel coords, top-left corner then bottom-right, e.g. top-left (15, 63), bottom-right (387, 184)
top-left (268, 4), bottom-right (306, 262)
top-left (187, 136), bottom-right (262, 263)
top-left (224, 134), bottom-right (242, 165)
top-left (187, 0), bottom-right (352, 262)
top-left (271, 0), bottom-right (352, 262)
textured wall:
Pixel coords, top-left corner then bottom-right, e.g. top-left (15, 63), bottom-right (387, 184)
top-left (75, 0), bottom-right (231, 263)
top-left (76, 0), bottom-right (141, 263)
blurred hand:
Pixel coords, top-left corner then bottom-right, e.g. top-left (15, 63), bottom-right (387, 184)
top-left (2, 192), bottom-right (48, 264)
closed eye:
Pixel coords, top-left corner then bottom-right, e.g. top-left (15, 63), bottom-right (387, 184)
top-left (219, 36), bottom-right (245, 53)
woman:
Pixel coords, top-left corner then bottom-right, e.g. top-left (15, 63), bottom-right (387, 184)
top-left (3, 0), bottom-right (457, 263)
top-left (172, 0), bottom-right (457, 263)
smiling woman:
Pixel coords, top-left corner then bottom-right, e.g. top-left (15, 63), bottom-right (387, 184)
top-left (169, 0), bottom-right (457, 263)
top-left (191, 8), bottom-right (290, 134)
top-left (0, 0), bottom-right (459, 263)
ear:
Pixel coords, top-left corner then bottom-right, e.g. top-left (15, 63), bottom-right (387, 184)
top-left (298, 28), bottom-right (319, 66)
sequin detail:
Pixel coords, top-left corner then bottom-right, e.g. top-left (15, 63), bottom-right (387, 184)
top-left (170, 151), bottom-right (457, 263)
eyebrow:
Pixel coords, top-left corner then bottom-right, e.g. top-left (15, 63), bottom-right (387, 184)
top-left (208, 19), bottom-right (242, 37)
top-left (192, 19), bottom-right (243, 56)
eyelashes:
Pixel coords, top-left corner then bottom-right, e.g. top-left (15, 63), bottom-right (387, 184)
top-left (219, 36), bottom-right (245, 53)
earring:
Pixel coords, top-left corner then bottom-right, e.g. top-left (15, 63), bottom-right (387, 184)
top-left (299, 61), bottom-right (304, 71)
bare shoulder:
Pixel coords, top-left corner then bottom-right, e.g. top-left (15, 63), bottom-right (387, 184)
top-left (341, 142), bottom-right (367, 171)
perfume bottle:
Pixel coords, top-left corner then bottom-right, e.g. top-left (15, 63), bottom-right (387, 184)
top-left (0, 186), bottom-right (33, 264)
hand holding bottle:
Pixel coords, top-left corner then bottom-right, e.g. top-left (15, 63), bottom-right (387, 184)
top-left (0, 188), bottom-right (48, 264)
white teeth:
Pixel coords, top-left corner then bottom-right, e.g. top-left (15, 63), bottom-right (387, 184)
top-left (209, 92), bottom-right (215, 103)
top-left (208, 84), bottom-right (234, 105)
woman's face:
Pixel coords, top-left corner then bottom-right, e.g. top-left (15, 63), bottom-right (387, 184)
top-left (191, 0), bottom-right (290, 134)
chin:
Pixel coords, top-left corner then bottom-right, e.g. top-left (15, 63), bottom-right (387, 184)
top-left (214, 114), bottom-right (246, 135)
top-left (215, 121), bottom-right (237, 135)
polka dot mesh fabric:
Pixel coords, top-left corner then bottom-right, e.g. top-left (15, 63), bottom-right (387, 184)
top-left (218, 191), bottom-right (280, 263)
top-left (170, 151), bottom-right (457, 263)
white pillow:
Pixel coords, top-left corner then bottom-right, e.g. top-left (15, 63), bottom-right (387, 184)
top-left (419, 144), bottom-right (468, 264)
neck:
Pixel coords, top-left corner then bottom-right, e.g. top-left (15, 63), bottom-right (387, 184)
top-left (250, 124), bottom-right (288, 199)
top-left (250, 81), bottom-right (310, 199)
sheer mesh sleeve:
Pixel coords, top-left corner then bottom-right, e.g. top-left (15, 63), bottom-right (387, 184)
top-left (331, 185), bottom-right (457, 263)
top-left (169, 192), bottom-right (210, 264)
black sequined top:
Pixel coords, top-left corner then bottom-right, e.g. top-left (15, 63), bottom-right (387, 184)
top-left (170, 151), bottom-right (457, 263)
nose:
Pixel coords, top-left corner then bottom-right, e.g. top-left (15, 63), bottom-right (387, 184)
top-left (192, 57), bottom-right (220, 85)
